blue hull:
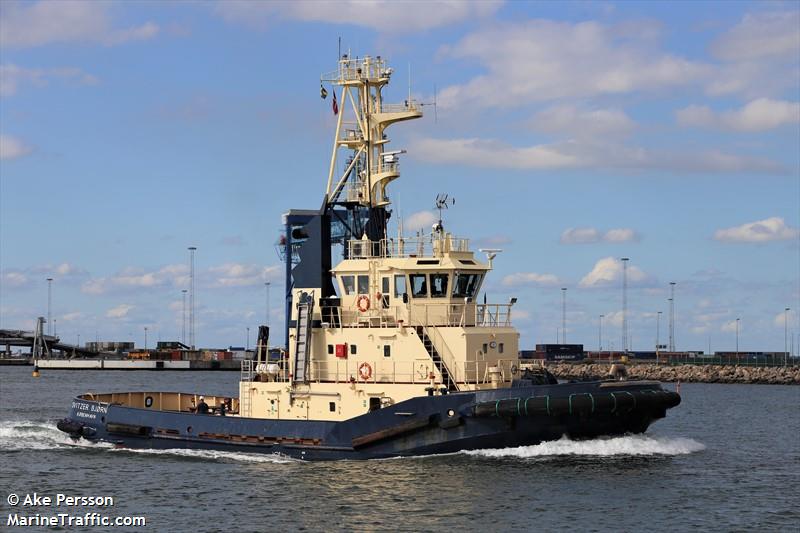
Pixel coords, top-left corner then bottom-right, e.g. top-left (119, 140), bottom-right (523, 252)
top-left (57, 381), bottom-right (680, 460)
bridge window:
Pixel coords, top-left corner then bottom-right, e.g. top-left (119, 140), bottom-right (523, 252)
top-left (357, 275), bottom-right (369, 294)
top-left (382, 277), bottom-right (390, 308)
top-left (384, 345), bottom-right (391, 357)
top-left (430, 273), bottom-right (449, 298)
top-left (394, 275), bottom-right (406, 298)
top-left (341, 275), bottom-right (355, 295)
top-left (452, 273), bottom-right (483, 299)
top-left (410, 274), bottom-right (427, 298)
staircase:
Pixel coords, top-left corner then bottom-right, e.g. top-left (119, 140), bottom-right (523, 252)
top-left (293, 295), bottom-right (314, 383)
top-left (416, 326), bottom-right (458, 392)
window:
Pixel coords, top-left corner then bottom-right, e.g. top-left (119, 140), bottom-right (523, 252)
top-left (384, 345), bottom-right (391, 357)
top-left (341, 275), bottom-right (355, 295)
top-left (452, 273), bottom-right (483, 299)
top-left (394, 275), bottom-right (407, 298)
top-left (327, 344), bottom-right (334, 355)
top-left (382, 278), bottom-right (390, 308)
top-left (350, 344), bottom-right (357, 355)
top-left (357, 275), bottom-right (369, 295)
top-left (329, 402), bottom-right (336, 412)
top-left (499, 343), bottom-right (504, 354)
top-left (430, 273), bottom-right (449, 298)
top-left (482, 343), bottom-right (488, 354)
top-left (410, 274), bottom-right (427, 297)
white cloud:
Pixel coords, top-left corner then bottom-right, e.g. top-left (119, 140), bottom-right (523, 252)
top-left (714, 217), bottom-right (799, 243)
top-left (560, 227), bottom-right (639, 244)
top-left (561, 228), bottom-right (601, 244)
top-left (208, 263), bottom-right (280, 288)
top-left (0, 63), bottom-right (98, 97)
top-left (60, 311), bottom-right (83, 322)
top-left (409, 137), bottom-right (783, 174)
top-left (677, 99), bottom-right (800, 132)
top-left (215, 0), bottom-right (501, 32)
top-left (0, 0), bottom-right (159, 48)
top-left (2, 271), bottom-right (30, 288)
top-left (404, 211), bottom-right (438, 231)
top-left (532, 105), bottom-right (635, 137)
top-left (437, 19), bottom-right (708, 109)
top-left (106, 304), bottom-right (134, 319)
top-left (721, 319), bottom-right (740, 333)
top-left (711, 11), bottom-right (800, 62)
top-left (501, 272), bottom-right (561, 287)
top-left (0, 134), bottom-right (32, 160)
top-left (579, 257), bottom-right (649, 288)
top-left (81, 264), bottom-right (187, 294)
top-left (774, 309), bottom-right (797, 327)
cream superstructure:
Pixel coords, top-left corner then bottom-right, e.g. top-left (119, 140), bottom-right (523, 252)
top-left (239, 55), bottom-right (523, 421)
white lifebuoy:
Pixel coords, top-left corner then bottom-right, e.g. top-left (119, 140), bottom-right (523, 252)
top-left (358, 362), bottom-right (372, 381)
top-left (357, 295), bottom-right (370, 313)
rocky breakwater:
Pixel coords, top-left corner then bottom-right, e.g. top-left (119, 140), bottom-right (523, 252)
top-left (547, 363), bottom-right (800, 385)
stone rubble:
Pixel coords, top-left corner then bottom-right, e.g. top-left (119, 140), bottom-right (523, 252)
top-left (546, 363), bottom-right (800, 385)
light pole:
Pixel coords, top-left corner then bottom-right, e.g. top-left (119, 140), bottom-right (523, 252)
top-left (265, 282), bottom-right (271, 326)
top-left (46, 278), bottom-right (53, 335)
top-left (669, 282), bottom-right (676, 352)
top-left (188, 246), bottom-right (197, 349)
top-left (246, 327), bottom-right (250, 351)
top-left (561, 288), bottom-right (567, 344)
top-left (785, 308), bottom-right (790, 366)
top-left (599, 314), bottom-right (604, 352)
top-left (181, 289), bottom-right (187, 345)
top-left (656, 311), bottom-right (662, 357)
top-left (735, 318), bottom-right (740, 357)
top-left (77, 334), bottom-right (80, 348)
top-left (621, 258), bottom-right (629, 352)
top-left (144, 326), bottom-right (148, 350)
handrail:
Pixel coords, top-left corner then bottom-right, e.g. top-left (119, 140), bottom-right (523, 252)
top-left (424, 325), bottom-right (462, 390)
top-left (347, 235), bottom-right (471, 259)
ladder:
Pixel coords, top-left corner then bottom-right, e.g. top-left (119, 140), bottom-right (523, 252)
top-left (417, 326), bottom-right (459, 392)
top-left (239, 360), bottom-right (252, 417)
top-left (293, 293), bottom-right (314, 383)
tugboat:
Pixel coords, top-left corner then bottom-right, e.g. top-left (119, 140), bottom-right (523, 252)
top-left (57, 55), bottom-right (680, 460)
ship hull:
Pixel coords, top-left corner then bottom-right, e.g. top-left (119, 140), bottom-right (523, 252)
top-left (57, 380), bottom-right (679, 461)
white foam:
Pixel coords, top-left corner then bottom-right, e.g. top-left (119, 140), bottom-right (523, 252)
top-left (109, 446), bottom-right (296, 464)
top-left (0, 419), bottom-right (112, 451)
top-left (464, 434), bottom-right (706, 459)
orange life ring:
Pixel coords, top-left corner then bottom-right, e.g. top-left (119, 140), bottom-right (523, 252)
top-left (358, 362), bottom-right (372, 381)
top-left (357, 295), bottom-right (370, 313)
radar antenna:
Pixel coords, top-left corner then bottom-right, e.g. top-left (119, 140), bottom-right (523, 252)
top-left (434, 193), bottom-right (455, 234)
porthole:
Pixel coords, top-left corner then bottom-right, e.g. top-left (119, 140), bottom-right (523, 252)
top-left (144, 395), bottom-right (154, 408)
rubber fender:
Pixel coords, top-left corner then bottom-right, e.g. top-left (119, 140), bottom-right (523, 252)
top-left (610, 391), bottom-right (636, 413)
top-left (473, 402), bottom-right (498, 418)
top-left (495, 398), bottom-right (522, 417)
top-left (80, 426), bottom-right (97, 437)
top-left (56, 418), bottom-right (83, 435)
top-left (569, 393), bottom-right (594, 416)
top-left (664, 391), bottom-right (681, 408)
top-left (593, 394), bottom-right (616, 413)
top-left (548, 397), bottom-right (570, 416)
top-left (524, 396), bottom-right (549, 416)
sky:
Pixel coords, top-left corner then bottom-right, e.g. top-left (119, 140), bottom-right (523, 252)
top-left (1, 0), bottom-right (798, 353)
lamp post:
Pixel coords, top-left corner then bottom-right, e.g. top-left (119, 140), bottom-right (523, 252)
top-left (246, 327), bottom-right (250, 351)
top-left (785, 308), bottom-right (790, 366)
top-left (669, 282), bottom-right (676, 352)
top-left (621, 258), bottom-right (629, 352)
top-left (265, 282), bottom-right (271, 327)
top-left (561, 288), bottom-right (567, 344)
top-left (46, 278), bottom-right (53, 335)
top-left (599, 314), bottom-right (604, 352)
top-left (656, 311), bottom-right (662, 358)
top-left (144, 326), bottom-right (148, 351)
top-left (735, 318), bottom-right (740, 357)
top-left (188, 246), bottom-right (197, 349)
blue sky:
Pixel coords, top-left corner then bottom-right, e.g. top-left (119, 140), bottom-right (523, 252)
top-left (1, 0), bottom-right (798, 353)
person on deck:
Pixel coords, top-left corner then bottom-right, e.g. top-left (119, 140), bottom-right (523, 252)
top-left (196, 396), bottom-right (209, 414)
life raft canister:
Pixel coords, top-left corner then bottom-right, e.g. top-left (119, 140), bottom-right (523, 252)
top-left (357, 295), bottom-right (370, 313)
top-left (358, 362), bottom-right (372, 381)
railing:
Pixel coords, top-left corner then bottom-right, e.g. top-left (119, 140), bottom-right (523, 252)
top-left (425, 325), bottom-right (462, 390)
top-left (347, 235), bottom-right (471, 259)
top-left (241, 356), bottom-right (525, 388)
top-left (476, 304), bottom-right (513, 327)
top-left (317, 302), bottom-right (513, 329)
top-left (372, 161), bottom-right (399, 175)
top-left (378, 101), bottom-right (421, 114)
top-left (322, 56), bottom-right (389, 83)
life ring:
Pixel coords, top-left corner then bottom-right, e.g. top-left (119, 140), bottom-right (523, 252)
top-left (511, 364), bottom-right (519, 376)
top-left (357, 295), bottom-right (370, 313)
top-left (358, 362), bottom-right (372, 381)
